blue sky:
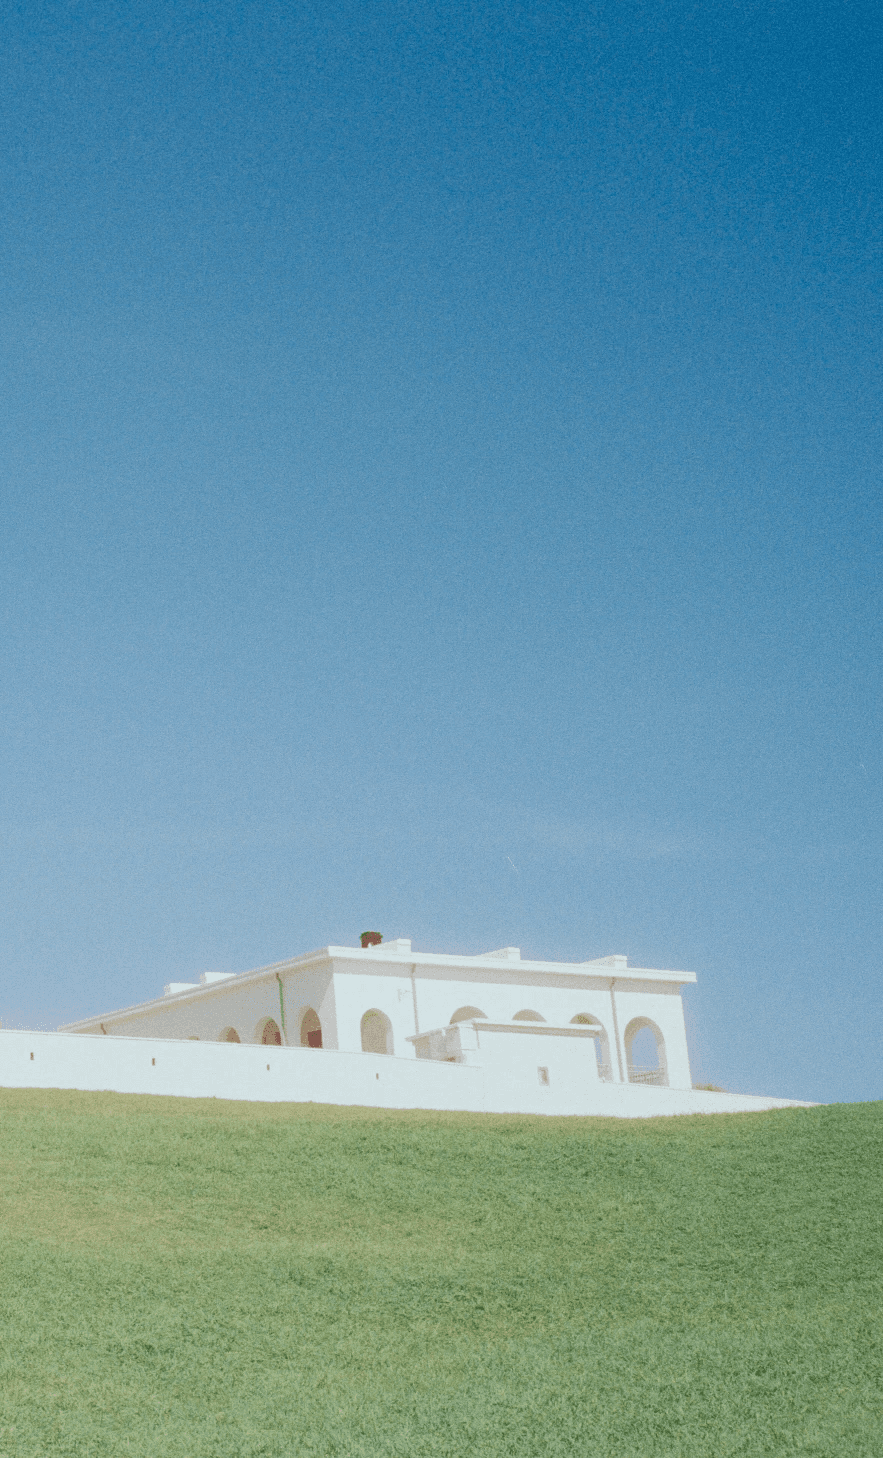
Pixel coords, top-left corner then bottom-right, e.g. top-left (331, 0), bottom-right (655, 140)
top-left (1, 0), bottom-right (880, 1104)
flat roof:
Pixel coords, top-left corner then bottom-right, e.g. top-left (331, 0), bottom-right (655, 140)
top-left (59, 942), bottom-right (696, 1032)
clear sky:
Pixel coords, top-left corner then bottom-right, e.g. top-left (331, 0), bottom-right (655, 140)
top-left (1, 1), bottom-right (880, 1105)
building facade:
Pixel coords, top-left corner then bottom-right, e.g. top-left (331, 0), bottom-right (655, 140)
top-left (62, 937), bottom-right (694, 1091)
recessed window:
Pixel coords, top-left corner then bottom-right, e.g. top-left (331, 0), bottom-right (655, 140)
top-left (538, 1066), bottom-right (550, 1086)
top-left (361, 1009), bottom-right (393, 1056)
top-left (300, 1008), bottom-right (322, 1048)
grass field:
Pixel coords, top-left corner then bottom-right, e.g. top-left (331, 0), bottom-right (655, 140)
top-left (0, 1091), bottom-right (879, 1457)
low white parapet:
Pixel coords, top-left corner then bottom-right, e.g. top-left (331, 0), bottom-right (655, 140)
top-left (0, 1029), bottom-right (815, 1118)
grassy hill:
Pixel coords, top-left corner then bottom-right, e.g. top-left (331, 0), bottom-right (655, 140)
top-left (0, 1090), bottom-right (879, 1457)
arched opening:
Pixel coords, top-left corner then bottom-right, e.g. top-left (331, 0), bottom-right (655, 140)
top-left (571, 1014), bottom-right (613, 1082)
top-left (624, 1018), bottom-right (668, 1086)
top-left (513, 1009), bottom-right (545, 1022)
top-left (360, 1009), bottom-right (393, 1056)
top-left (219, 1027), bottom-right (241, 1043)
top-left (256, 1017), bottom-right (282, 1047)
top-left (300, 1007), bottom-right (322, 1049)
top-left (449, 1005), bottom-right (487, 1023)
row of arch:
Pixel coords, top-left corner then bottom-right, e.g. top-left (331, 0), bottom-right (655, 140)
top-left (218, 1007), bottom-right (323, 1049)
top-left (213, 1005), bottom-right (667, 1084)
top-left (216, 1008), bottom-right (389, 1053)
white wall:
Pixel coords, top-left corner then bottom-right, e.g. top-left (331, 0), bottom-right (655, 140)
top-left (65, 956), bottom-right (694, 1096)
top-left (453, 1024), bottom-right (603, 1112)
top-left (0, 1029), bottom-right (481, 1110)
top-left (0, 1029), bottom-right (813, 1118)
top-left (331, 963), bottom-right (417, 1056)
top-left (613, 981), bottom-right (692, 1088)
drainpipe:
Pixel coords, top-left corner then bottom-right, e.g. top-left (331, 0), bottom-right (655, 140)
top-left (276, 975), bottom-right (288, 1045)
top-left (609, 979), bottom-right (625, 1083)
top-left (410, 965), bottom-right (420, 1035)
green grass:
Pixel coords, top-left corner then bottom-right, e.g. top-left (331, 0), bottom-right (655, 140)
top-left (0, 1092), bottom-right (880, 1457)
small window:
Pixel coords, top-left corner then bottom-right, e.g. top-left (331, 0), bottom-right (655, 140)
top-left (300, 1008), bottom-right (322, 1048)
top-left (360, 1010), bottom-right (393, 1056)
top-left (538, 1066), bottom-right (550, 1086)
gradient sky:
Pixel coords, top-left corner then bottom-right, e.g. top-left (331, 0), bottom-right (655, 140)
top-left (1, 0), bottom-right (880, 1104)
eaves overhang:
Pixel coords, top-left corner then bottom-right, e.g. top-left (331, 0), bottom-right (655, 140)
top-left (328, 947), bottom-right (696, 985)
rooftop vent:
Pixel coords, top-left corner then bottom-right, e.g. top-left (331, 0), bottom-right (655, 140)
top-left (360, 931), bottom-right (383, 948)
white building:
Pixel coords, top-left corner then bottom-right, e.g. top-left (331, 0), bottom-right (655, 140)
top-left (25, 935), bottom-right (811, 1117)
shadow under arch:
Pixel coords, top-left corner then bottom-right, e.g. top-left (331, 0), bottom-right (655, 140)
top-left (255, 1016), bottom-right (282, 1046)
top-left (571, 1014), bottom-right (613, 1082)
top-left (513, 1009), bottom-right (545, 1022)
top-left (219, 1026), bottom-right (241, 1043)
top-left (450, 1005), bottom-right (487, 1023)
top-left (300, 1007), bottom-right (322, 1048)
top-left (360, 1008), bottom-right (393, 1055)
top-left (623, 1016), bottom-right (668, 1086)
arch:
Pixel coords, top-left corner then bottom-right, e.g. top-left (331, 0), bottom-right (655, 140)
top-left (624, 1017), bottom-right (668, 1086)
top-left (300, 1007), bottom-right (322, 1049)
top-left (219, 1026), bottom-right (241, 1043)
top-left (449, 1005), bottom-right (487, 1024)
top-left (255, 1017), bottom-right (282, 1047)
top-left (512, 1009), bottom-right (545, 1022)
top-left (360, 1009), bottom-right (393, 1056)
top-left (571, 1014), bottom-right (613, 1082)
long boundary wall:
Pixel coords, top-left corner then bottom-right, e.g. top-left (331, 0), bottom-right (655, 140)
top-left (0, 1030), bottom-right (814, 1117)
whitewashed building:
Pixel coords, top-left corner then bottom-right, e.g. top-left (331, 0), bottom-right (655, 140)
top-left (25, 935), bottom-right (810, 1117)
top-left (62, 936), bottom-right (692, 1085)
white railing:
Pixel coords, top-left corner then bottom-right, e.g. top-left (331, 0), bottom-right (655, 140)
top-left (627, 1065), bottom-right (667, 1087)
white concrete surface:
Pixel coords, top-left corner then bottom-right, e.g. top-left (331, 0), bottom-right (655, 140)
top-left (0, 1028), bottom-right (813, 1117)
